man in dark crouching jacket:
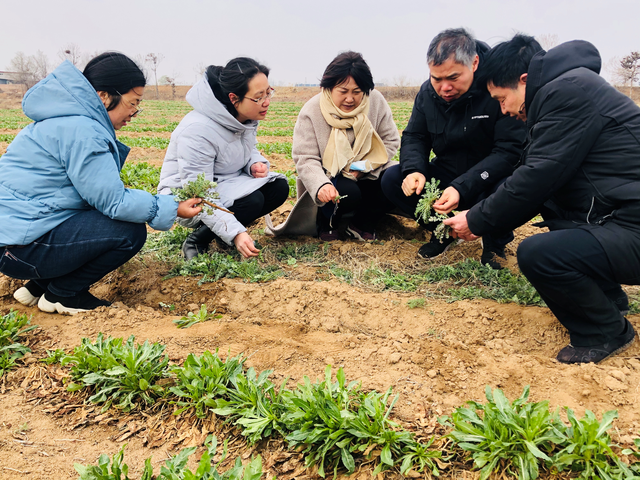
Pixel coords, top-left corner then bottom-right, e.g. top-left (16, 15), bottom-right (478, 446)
top-left (446, 35), bottom-right (640, 364)
top-left (381, 28), bottom-right (525, 269)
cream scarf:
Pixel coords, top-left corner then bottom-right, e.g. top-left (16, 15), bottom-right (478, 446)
top-left (320, 89), bottom-right (388, 179)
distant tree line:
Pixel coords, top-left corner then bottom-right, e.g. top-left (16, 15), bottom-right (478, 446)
top-left (5, 45), bottom-right (169, 98)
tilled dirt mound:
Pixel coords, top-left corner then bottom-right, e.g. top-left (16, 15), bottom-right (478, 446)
top-left (1, 222), bottom-right (639, 479)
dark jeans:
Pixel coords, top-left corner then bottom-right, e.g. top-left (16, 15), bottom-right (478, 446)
top-left (381, 163), bottom-right (513, 247)
top-left (318, 172), bottom-right (395, 232)
top-left (518, 228), bottom-right (629, 346)
top-left (230, 178), bottom-right (289, 226)
top-left (0, 209), bottom-right (147, 297)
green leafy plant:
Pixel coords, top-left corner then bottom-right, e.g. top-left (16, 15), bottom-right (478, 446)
top-left (119, 162), bottom-right (161, 193)
top-left (170, 350), bottom-right (245, 417)
top-left (170, 252), bottom-right (284, 284)
top-left (174, 305), bottom-right (222, 329)
top-left (414, 178), bottom-right (451, 242)
top-left (0, 309), bottom-right (37, 376)
top-left (444, 385), bottom-right (565, 480)
top-left (553, 409), bottom-right (634, 479)
top-left (75, 435), bottom-right (263, 480)
top-left (62, 334), bottom-right (169, 412)
top-left (406, 298), bottom-right (426, 309)
top-left (42, 348), bottom-right (67, 364)
top-left (213, 367), bottom-right (288, 445)
top-left (171, 173), bottom-right (230, 215)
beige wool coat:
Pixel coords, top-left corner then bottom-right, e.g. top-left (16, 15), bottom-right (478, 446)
top-left (265, 89), bottom-right (400, 237)
top-left (293, 89), bottom-right (400, 205)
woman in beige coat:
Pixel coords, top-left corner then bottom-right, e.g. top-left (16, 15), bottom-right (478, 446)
top-left (293, 51), bottom-right (400, 241)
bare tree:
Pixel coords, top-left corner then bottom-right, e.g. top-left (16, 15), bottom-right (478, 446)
top-left (9, 52), bottom-right (41, 91)
top-left (620, 51), bottom-right (640, 96)
top-left (537, 33), bottom-right (560, 50)
top-left (145, 53), bottom-right (164, 99)
top-left (160, 75), bottom-right (177, 99)
top-left (32, 50), bottom-right (50, 80)
top-left (59, 43), bottom-right (82, 66)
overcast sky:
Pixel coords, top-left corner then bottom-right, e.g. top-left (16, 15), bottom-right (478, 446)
top-left (3, 0), bottom-right (638, 86)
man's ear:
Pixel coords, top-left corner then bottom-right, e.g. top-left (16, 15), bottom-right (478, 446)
top-left (229, 92), bottom-right (239, 104)
top-left (520, 73), bottom-right (528, 85)
top-left (471, 55), bottom-right (479, 73)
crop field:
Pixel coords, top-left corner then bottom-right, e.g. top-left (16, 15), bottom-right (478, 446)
top-left (1, 94), bottom-right (640, 480)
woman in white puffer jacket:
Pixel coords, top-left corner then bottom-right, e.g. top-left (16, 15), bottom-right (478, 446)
top-left (158, 57), bottom-right (287, 259)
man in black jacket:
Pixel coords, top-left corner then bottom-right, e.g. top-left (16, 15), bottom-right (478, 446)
top-left (381, 28), bottom-right (525, 268)
top-left (446, 35), bottom-right (639, 364)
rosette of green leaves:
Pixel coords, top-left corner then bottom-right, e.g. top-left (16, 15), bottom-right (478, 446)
top-left (0, 309), bottom-right (37, 376)
top-left (213, 367), bottom-right (288, 445)
top-left (62, 334), bottom-right (169, 412)
top-left (444, 385), bottom-right (565, 480)
top-left (553, 408), bottom-right (636, 479)
top-left (169, 350), bottom-right (245, 418)
top-left (171, 173), bottom-right (220, 215)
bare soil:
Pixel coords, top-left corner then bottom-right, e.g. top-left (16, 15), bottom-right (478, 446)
top-left (1, 213), bottom-right (640, 479)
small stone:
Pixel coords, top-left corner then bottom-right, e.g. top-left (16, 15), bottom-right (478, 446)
top-left (219, 297), bottom-right (229, 306)
top-left (187, 303), bottom-right (199, 312)
top-left (389, 353), bottom-right (402, 364)
top-left (582, 389), bottom-right (591, 397)
top-left (427, 369), bottom-right (438, 378)
top-left (349, 342), bottom-right (356, 348)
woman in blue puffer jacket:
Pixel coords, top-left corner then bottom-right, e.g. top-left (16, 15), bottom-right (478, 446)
top-left (0, 52), bottom-right (201, 314)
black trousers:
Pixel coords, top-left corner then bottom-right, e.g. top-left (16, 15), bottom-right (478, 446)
top-left (517, 228), bottom-right (630, 346)
top-left (318, 173), bottom-right (395, 232)
top-left (230, 178), bottom-right (289, 226)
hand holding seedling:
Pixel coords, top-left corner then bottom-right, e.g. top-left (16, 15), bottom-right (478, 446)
top-left (415, 178), bottom-right (453, 242)
top-left (402, 171), bottom-right (426, 196)
top-left (176, 198), bottom-right (202, 219)
top-left (250, 162), bottom-right (269, 178)
top-left (171, 173), bottom-right (233, 215)
top-left (433, 186), bottom-right (460, 214)
top-left (317, 183), bottom-right (339, 203)
top-left (444, 210), bottom-right (479, 241)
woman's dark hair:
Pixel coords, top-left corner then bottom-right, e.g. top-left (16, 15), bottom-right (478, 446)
top-left (206, 57), bottom-right (270, 118)
top-left (320, 51), bottom-right (374, 94)
top-left (480, 34), bottom-right (543, 89)
top-left (83, 52), bottom-right (146, 111)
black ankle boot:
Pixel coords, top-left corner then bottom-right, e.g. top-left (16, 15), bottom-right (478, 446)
top-left (182, 224), bottom-right (216, 260)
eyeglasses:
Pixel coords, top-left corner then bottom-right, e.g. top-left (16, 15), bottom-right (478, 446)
top-left (245, 88), bottom-right (275, 104)
top-left (115, 90), bottom-right (143, 117)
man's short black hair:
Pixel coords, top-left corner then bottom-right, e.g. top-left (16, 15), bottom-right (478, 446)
top-left (482, 34), bottom-right (544, 89)
top-left (320, 51), bottom-right (374, 94)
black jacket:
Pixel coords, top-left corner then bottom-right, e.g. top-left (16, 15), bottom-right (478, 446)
top-left (399, 42), bottom-right (525, 206)
top-left (467, 40), bottom-right (640, 283)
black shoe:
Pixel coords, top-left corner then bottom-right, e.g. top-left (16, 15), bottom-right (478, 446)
top-left (14, 281), bottom-right (47, 306)
top-left (417, 234), bottom-right (457, 259)
top-left (480, 242), bottom-right (507, 270)
top-left (38, 291), bottom-right (112, 315)
top-left (556, 319), bottom-right (636, 364)
top-left (612, 294), bottom-right (630, 316)
top-left (182, 224), bottom-right (217, 260)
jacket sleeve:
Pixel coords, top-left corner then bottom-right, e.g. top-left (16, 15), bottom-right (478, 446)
top-left (399, 87), bottom-right (433, 178)
top-left (448, 113), bottom-right (525, 205)
top-left (293, 110), bottom-right (331, 206)
top-left (174, 125), bottom-right (247, 244)
top-left (63, 128), bottom-right (178, 231)
top-left (467, 81), bottom-right (603, 236)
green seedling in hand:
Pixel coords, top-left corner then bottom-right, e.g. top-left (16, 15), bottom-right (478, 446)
top-left (414, 178), bottom-right (451, 242)
top-left (172, 173), bottom-right (234, 215)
